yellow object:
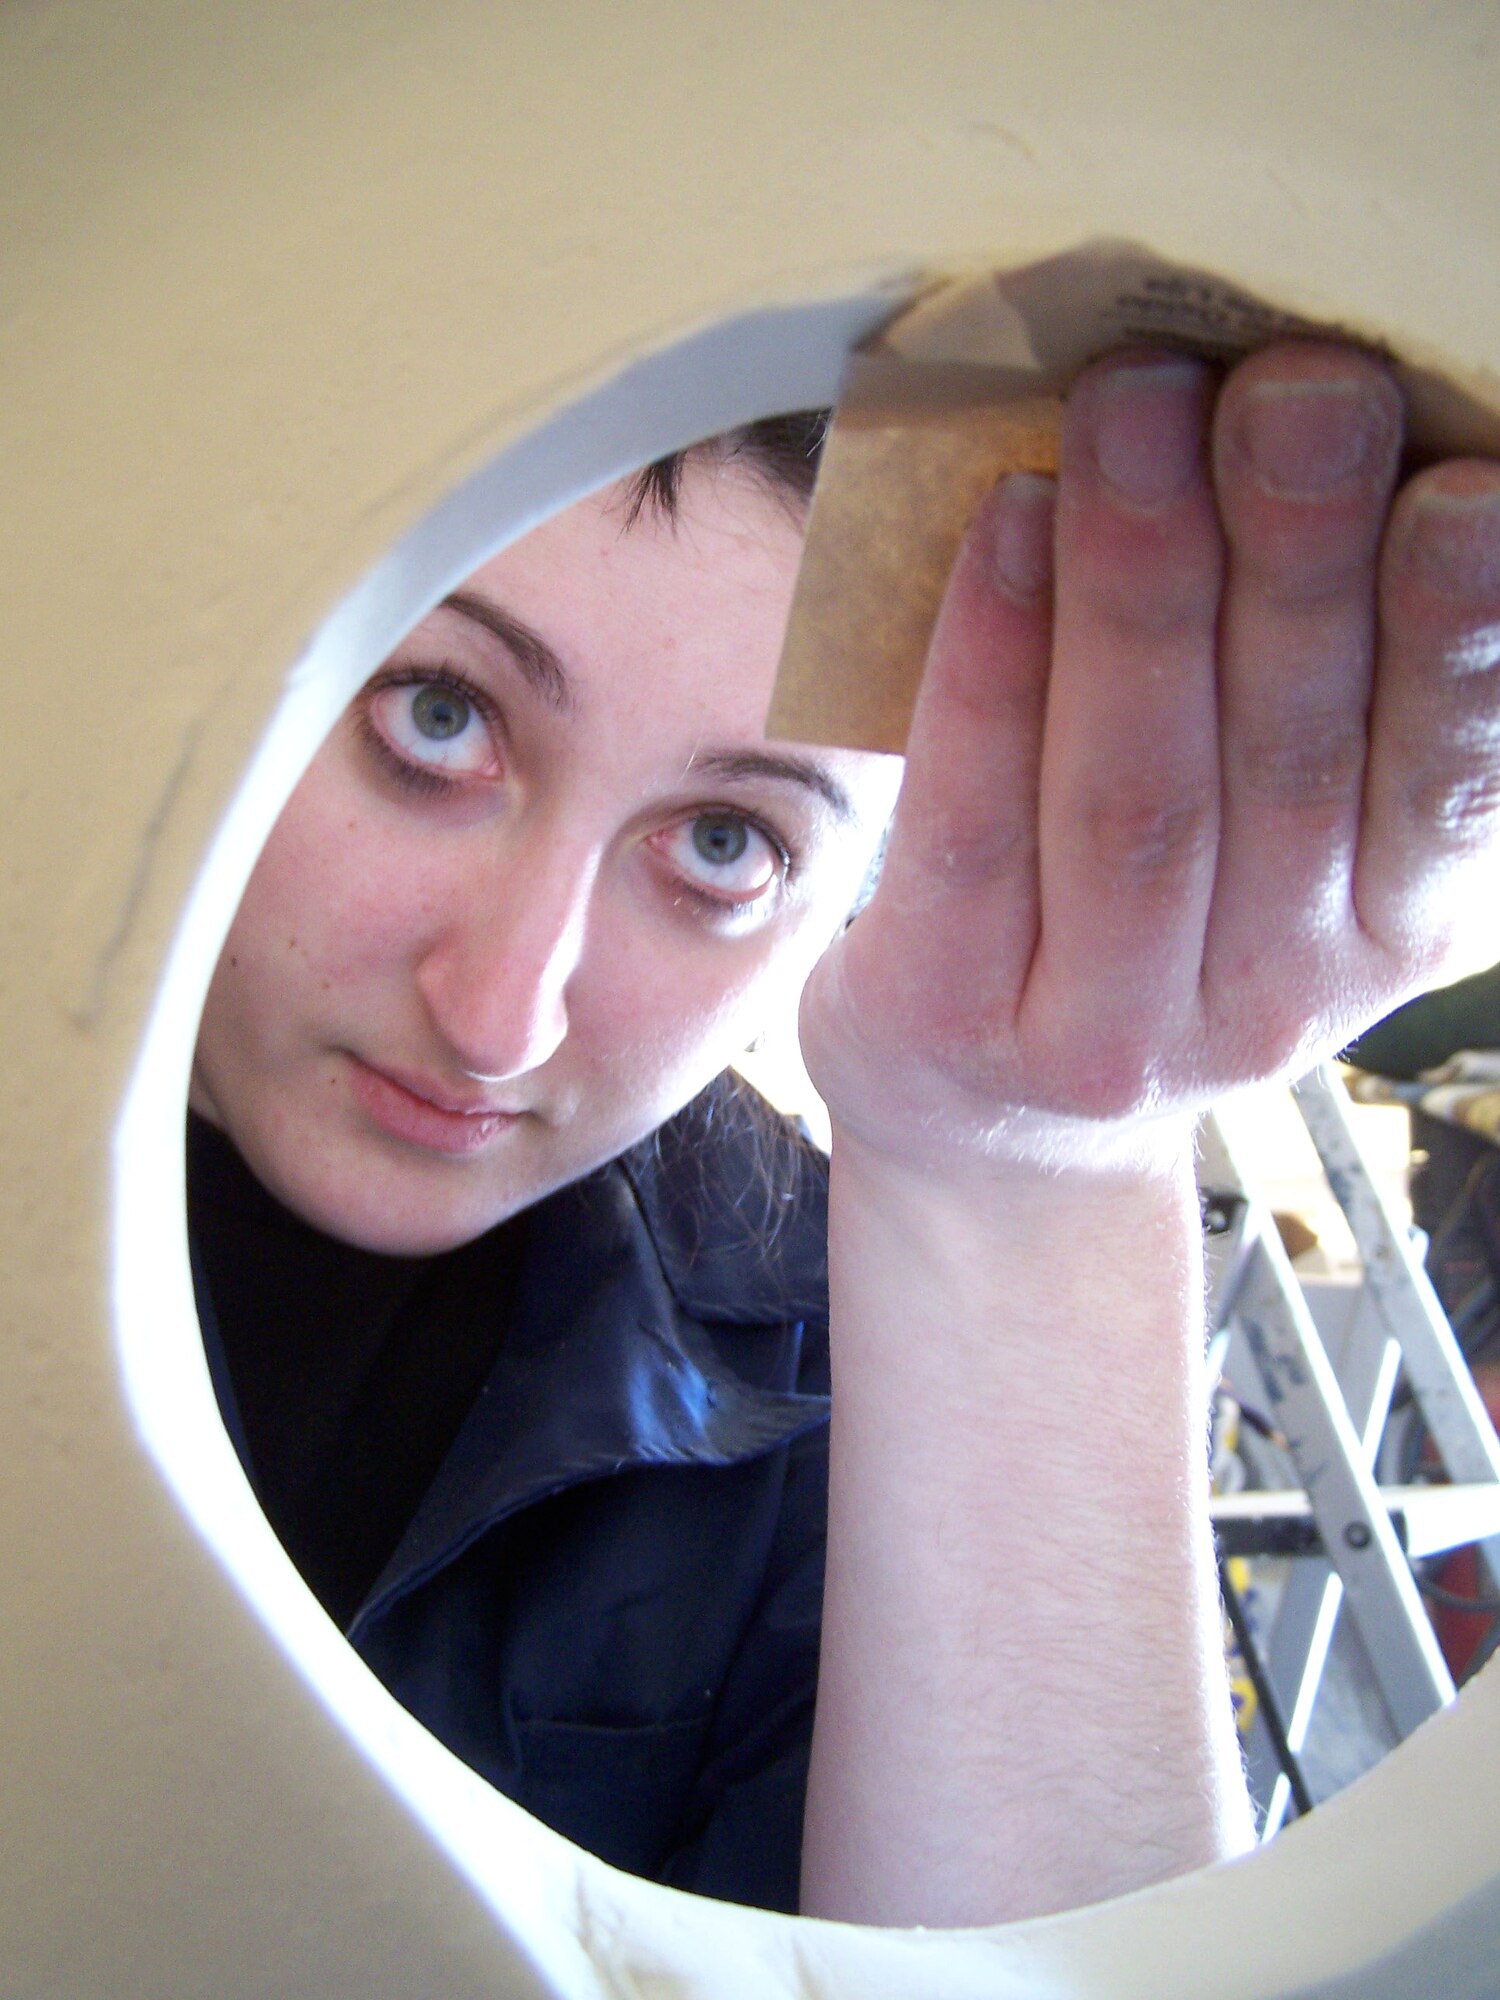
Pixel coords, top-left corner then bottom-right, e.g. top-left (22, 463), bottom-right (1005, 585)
top-left (1224, 1556), bottom-right (1264, 1738)
top-left (9, 4), bottom-right (1500, 1996)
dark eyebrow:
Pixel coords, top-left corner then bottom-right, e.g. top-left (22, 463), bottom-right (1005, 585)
top-left (440, 591), bottom-right (574, 712)
top-left (690, 749), bottom-right (856, 822)
top-left (438, 596), bottom-right (850, 818)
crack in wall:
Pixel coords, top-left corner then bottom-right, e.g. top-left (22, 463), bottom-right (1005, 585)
top-left (65, 712), bottom-right (203, 1029)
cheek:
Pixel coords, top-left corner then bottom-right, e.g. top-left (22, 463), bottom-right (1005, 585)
top-left (229, 780), bottom-right (427, 989)
top-left (575, 930), bottom-right (815, 1101)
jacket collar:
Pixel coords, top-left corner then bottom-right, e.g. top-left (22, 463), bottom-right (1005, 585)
top-left (350, 1075), bottom-right (830, 1633)
top-left (616, 1071), bottom-right (829, 1326)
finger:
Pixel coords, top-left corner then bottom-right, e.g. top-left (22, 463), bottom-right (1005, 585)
top-left (875, 472), bottom-right (1055, 1018)
top-left (1203, 343), bottom-right (1403, 1029)
top-left (1356, 460), bottom-right (1500, 974)
top-left (1033, 353), bottom-right (1223, 1060)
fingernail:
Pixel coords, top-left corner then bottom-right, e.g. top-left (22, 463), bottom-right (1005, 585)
top-left (1091, 358), bottom-right (1208, 509)
top-left (990, 473), bottom-right (1056, 602)
top-left (1404, 470), bottom-right (1500, 600)
top-left (1243, 376), bottom-right (1391, 498)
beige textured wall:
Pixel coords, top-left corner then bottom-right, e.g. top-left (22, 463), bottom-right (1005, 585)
top-left (6, 4), bottom-right (1500, 1994)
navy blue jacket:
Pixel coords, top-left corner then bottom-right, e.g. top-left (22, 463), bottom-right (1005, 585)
top-left (193, 1078), bottom-right (833, 1913)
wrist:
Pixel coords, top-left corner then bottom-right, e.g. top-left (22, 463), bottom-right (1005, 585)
top-left (826, 1111), bottom-right (1206, 1377)
top-left (826, 1099), bottom-right (1201, 1206)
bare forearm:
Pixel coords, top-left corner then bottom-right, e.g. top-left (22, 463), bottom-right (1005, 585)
top-left (800, 1133), bottom-right (1255, 1928)
top-left (797, 339), bottom-right (1499, 1924)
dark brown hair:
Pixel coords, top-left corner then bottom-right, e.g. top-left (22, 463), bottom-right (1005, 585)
top-left (623, 411), bottom-right (829, 524)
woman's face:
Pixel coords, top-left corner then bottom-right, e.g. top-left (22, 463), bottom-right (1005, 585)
top-left (191, 464), bottom-right (901, 1253)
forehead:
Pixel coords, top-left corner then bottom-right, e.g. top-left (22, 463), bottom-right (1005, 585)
top-left (442, 464), bottom-right (903, 827)
top-left (455, 465), bottom-right (809, 735)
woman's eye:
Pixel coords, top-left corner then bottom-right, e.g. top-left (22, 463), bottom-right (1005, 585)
top-left (658, 811), bottom-right (785, 907)
top-left (364, 677), bottom-right (501, 780)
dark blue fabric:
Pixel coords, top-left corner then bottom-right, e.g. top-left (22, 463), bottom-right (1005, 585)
top-left (192, 1074), bottom-right (832, 1912)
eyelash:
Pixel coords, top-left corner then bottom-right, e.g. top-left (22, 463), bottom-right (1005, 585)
top-left (355, 664), bottom-right (501, 795)
top-left (354, 664), bottom-right (799, 919)
top-left (663, 814), bottom-right (796, 921)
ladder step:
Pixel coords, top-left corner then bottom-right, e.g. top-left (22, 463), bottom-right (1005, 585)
top-left (1212, 1483), bottom-right (1500, 1560)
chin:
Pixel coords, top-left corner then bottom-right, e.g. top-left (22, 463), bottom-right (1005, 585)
top-left (352, 1219), bottom-right (501, 1257)
top-left (307, 1192), bottom-right (519, 1258)
top-left (238, 1140), bottom-right (517, 1258)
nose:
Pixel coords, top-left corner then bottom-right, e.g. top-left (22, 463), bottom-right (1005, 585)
top-left (414, 831), bottom-right (596, 1084)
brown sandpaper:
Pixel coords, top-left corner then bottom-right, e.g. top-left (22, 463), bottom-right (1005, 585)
top-left (767, 243), bottom-right (1500, 755)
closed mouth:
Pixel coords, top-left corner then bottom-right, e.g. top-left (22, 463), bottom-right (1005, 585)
top-left (357, 1058), bottom-right (523, 1118)
top-left (345, 1054), bottom-right (527, 1156)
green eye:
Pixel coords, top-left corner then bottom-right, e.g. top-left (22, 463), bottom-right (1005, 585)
top-left (692, 814), bottom-right (749, 866)
top-left (654, 810), bottom-right (782, 913)
top-left (412, 684), bottom-right (470, 740)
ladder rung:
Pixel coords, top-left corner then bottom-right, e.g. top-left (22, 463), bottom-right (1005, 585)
top-left (1212, 1483), bottom-right (1500, 1560)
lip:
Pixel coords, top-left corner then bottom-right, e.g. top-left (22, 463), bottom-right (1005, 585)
top-left (346, 1055), bottom-right (524, 1157)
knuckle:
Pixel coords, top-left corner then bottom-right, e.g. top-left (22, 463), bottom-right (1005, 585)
top-left (906, 803), bottom-right (1033, 892)
top-left (1238, 533), bottom-right (1379, 611)
top-left (936, 820), bottom-right (1032, 890)
top-left (1079, 781), bottom-right (1216, 882)
top-left (1081, 555), bottom-right (1218, 645)
top-left (1234, 714), bottom-right (1366, 810)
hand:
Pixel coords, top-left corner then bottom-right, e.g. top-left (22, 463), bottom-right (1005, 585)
top-left (800, 342), bottom-right (1500, 1179)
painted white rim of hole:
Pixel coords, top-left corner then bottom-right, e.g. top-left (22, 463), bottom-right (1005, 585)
top-left (111, 286), bottom-right (1500, 2000)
